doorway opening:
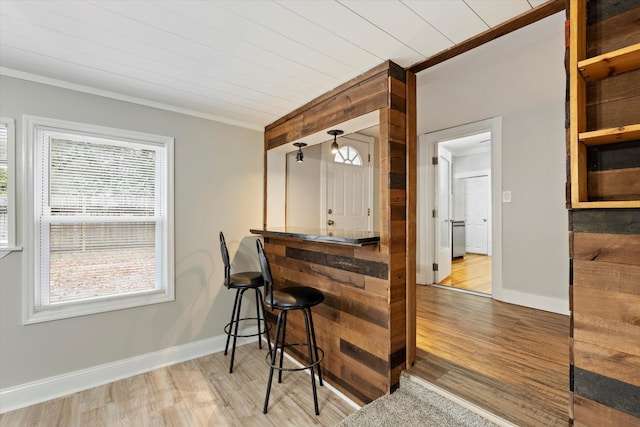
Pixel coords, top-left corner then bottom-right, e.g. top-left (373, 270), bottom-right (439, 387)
top-left (417, 117), bottom-right (502, 297)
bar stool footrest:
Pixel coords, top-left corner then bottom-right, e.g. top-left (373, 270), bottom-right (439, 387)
top-left (224, 317), bottom-right (271, 339)
top-left (265, 344), bottom-right (324, 371)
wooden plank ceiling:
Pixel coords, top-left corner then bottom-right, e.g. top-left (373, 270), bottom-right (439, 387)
top-left (0, 0), bottom-right (550, 130)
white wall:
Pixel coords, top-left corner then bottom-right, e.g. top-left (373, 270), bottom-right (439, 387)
top-left (0, 76), bottom-right (264, 392)
top-left (500, 103), bottom-right (569, 306)
top-left (416, 12), bottom-right (569, 314)
top-left (286, 143), bottom-right (322, 228)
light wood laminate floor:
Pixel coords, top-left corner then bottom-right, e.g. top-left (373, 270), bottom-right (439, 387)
top-left (438, 254), bottom-right (492, 294)
top-left (409, 285), bottom-right (570, 427)
top-left (0, 346), bottom-right (356, 426)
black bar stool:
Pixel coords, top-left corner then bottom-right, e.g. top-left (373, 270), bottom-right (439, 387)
top-left (220, 232), bottom-right (271, 373)
top-left (256, 239), bottom-right (325, 416)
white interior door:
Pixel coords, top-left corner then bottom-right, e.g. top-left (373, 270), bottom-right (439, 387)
top-left (435, 145), bottom-right (452, 283)
top-left (464, 175), bottom-right (489, 254)
top-left (326, 140), bottom-right (371, 230)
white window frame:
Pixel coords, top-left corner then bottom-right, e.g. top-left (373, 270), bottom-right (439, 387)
top-left (333, 145), bottom-right (363, 166)
top-left (0, 117), bottom-right (19, 258)
top-left (23, 115), bottom-right (175, 324)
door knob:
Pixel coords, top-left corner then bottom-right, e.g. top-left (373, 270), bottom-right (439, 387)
top-left (327, 220), bottom-right (335, 226)
top-left (483, 218), bottom-right (487, 222)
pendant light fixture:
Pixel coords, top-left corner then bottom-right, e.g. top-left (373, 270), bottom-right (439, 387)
top-left (293, 142), bottom-right (307, 162)
top-left (328, 129), bottom-right (343, 154)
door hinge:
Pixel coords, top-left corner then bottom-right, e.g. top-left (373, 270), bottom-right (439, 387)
top-left (432, 209), bottom-right (436, 218)
top-left (368, 208), bottom-right (371, 216)
top-left (432, 157), bottom-right (438, 165)
top-left (368, 153), bottom-right (371, 163)
top-left (432, 263), bottom-right (439, 271)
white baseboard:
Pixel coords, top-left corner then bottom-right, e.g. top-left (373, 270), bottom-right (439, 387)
top-left (492, 288), bottom-right (569, 315)
top-left (0, 328), bottom-right (258, 414)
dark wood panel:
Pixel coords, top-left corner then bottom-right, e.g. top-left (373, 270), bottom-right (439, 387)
top-left (586, 70), bottom-right (640, 108)
top-left (574, 367), bottom-right (640, 418)
top-left (285, 247), bottom-right (388, 279)
top-left (570, 208), bottom-right (640, 234)
top-left (587, 139), bottom-right (640, 171)
top-left (586, 6), bottom-right (640, 56)
top-left (340, 339), bottom-right (386, 376)
top-left (586, 94), bottom-right (640, 131)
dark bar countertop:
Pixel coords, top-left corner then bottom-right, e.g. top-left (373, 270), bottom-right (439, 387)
top-left (250, 227), bottom-right (380, 246)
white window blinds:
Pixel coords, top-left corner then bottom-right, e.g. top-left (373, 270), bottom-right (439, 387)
top-left (26, 117), bottom-right (174, 321)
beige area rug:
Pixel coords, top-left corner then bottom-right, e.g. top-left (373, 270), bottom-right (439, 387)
top-left (336, 375), bottom-right (509, 427)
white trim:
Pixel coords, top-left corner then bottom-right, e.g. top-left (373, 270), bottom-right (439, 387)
top-left (0, 67), bottom-right (263, 132)
top-left (492, 287), bottom-right (570, 315)
top-left (454, 169), bottom-right (490, 180)
top-left (404, 375), bottom-right (516, 427)
top-left (418, 117), bottom-right (502, 293)
top-left (0, 117), bottom-right (16, 251)
top-left (22, 115), bottom-right (175, 324)
top-left (0, 330), bottom-right (256, 414)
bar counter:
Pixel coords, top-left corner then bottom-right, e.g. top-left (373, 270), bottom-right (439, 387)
top-left (250, 227), bottom-right (380, 246)
top-left (249, 227), bottom-right (400, 405)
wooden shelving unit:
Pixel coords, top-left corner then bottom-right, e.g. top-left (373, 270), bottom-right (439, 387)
top-left (577, 43), bottom-right (640, 82)
top-left (569, 1), bottom-right (640, 208)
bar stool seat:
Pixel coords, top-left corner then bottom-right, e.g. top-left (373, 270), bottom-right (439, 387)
top-left (220, 232), bottom-right (271, 373)
top-left (256, 239), bottom-right (325, 416)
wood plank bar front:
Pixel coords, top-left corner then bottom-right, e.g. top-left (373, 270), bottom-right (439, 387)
top-left (262, 61), bottom-right (409, 404)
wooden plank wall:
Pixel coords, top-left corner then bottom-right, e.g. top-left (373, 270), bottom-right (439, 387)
top-left (261, 237), bottom-right (391, 404)
top-left (570, 210), bottom-right (640, 425)
top-left (262, 61), bottom-right (408, 404)
top-left (569, 1), bottom-right (640, 424)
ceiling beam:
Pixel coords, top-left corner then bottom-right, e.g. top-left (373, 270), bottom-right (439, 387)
top-left (408, 0), bottom-right (566, 74)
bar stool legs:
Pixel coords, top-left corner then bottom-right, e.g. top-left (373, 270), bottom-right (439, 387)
top-left (263, 307), bottom-right (324, 416)
top-left (224, 287), bottom-right (271, 373)
top-left (256, 239), bottom-right (325, 416)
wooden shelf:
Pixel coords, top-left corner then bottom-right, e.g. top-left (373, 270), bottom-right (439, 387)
top-left (579, 123), bottom-right (640, 146)
top-left (578, 43), bottom-right (640, 82)
top-left (569, 1), bottom-right (640, 208)
top-left (571, 200), bottom-right (640, 209)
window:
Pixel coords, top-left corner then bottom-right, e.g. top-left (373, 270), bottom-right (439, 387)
top-left (0, 118), bottom-right (17, 255)
top-left (24, 116), bottom-right (174, 323)
top-left (333, 145), bottom-right (363, 166)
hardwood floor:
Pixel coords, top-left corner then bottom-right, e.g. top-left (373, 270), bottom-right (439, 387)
top-left (0, 346), bottom-right (356, 427)
top-left (438, 254), bottom-right (492, 294)
top-left (409, 285), bottom-right (570, 426)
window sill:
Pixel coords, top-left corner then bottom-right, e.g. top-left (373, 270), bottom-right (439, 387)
top-left (0, 246), bottom-right (23, 259)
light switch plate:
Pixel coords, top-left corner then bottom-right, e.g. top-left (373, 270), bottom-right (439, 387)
top-left (503, 191), bottom-right (512, 203)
